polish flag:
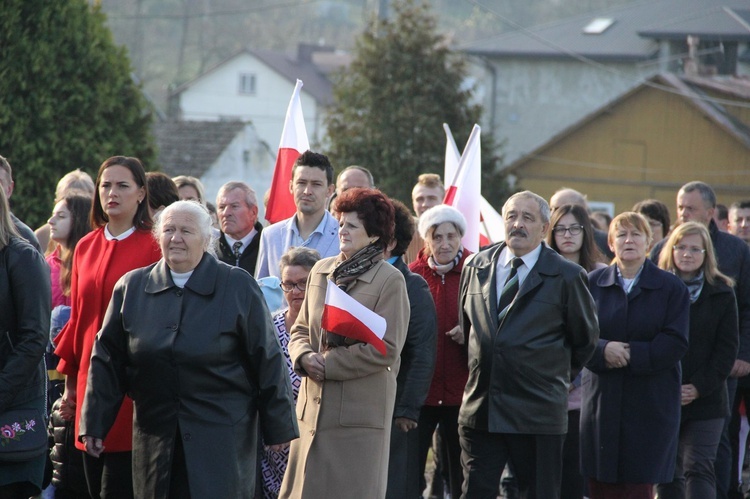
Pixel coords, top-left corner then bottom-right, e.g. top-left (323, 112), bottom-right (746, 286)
top-left (321, 280), bottom-right (387, 356)
top-left (443, 124), bottom-right (482, 252)
top-left (265, 79), bottom-right (310, 224)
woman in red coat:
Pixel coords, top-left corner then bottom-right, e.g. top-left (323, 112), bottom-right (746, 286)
top-left (54, 156), bottom-right (161, 498)
top-left (409, 205), bottom-right (472, 499)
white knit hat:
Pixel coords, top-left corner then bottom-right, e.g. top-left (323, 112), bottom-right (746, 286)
top-left (418, 205), bottom-right (467, 239)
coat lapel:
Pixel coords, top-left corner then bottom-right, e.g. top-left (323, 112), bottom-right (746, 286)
top-left (145, 260), bottom-right (173, 294)
top-left (466, 243), bottom-right (503, 328)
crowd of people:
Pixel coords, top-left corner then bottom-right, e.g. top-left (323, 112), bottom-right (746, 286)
top-left (2, 149), bottom-right (750, 499)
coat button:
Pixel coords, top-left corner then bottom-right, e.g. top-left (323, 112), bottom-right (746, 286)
top-left (314, 397), bottom-right (321, 404)
top-left (438, 400), bottom-right (443, 405)
top-left (387, 367), bottom-right (391, 371)
top-left (176, 290), bottom-right (183, 297)
top-left (171, 325), bottom-right (178, 331)
top-left (310, 430), bottom-right (315, 436)
top-left (184, 433), bottom-right (191, 441)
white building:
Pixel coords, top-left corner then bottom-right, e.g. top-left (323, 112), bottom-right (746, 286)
top-left (157, 44), bottom-right (350, 219)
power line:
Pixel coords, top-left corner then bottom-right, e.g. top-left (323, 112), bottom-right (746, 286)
top-left (522, 154), bottom-right (750, 177)
top-left (106, 0), bottom-right (323, 20)
top-left (464, 0), bottom-right (750, 110)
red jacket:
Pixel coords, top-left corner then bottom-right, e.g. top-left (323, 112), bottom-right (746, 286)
top-left (409, 248), bottom-right (472, 406)
top-left (55, 228), bottom-right (161, 452)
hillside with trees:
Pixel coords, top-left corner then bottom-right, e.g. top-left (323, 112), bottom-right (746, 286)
top-left (98, 0), bottom-right (638, 115)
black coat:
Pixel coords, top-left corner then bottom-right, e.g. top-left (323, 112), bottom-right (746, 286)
top-left (652, 220), bottom-right (750, 364)
top-left (49, 398), bottom-right (87, 495)
top-left (386, 258), bottom-right (437, 499)
top-left (392, 257), bottom-right (437, 421)
top-left (217, 221), bottom-right (263, 275)
top-left (0, 237), bottom-right (50, 411)
top-left (0, 237), bottom-right (50, 489)
top-left (458, 242), bottom-right (599, 434)
top-left (80, 253), bottom-right (298, 498)
top-left (681, 280), bottom-right (739, 421)
top-left (11, 213), bottom-right (41, 253)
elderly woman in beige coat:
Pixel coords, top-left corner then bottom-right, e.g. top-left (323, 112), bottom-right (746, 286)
top-left (279, 188), bottom-right (410, 499)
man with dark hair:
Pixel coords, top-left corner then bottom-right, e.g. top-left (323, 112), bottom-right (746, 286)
top-left (716, 203), bottom-right (730, 232)
top-left (145, 172), bottom-right (179, 219)
top-left (256, 150), bottom-right (339, 279)
top-left (650, 181), bottom-right (750, 499)
top-left (0, 155), bottom-right (42, 252)
top-left (384, 199), bottom-right (437, 499)
top-left (728, 201), bottom-right (750, 245)
top-left (215, 181), bottom-right (263, 275)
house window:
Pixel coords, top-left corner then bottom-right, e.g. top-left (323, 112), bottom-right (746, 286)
top-left (582, 18), bottom-right (615, 35)
top-left (239, 73), bottom-right (256, 95)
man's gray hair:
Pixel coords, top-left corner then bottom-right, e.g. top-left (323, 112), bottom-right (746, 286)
top-left (154, 200), bottom-right (216, 256)
top-left (217, 181), bottom-right (257, 208)
top-left (680, 181), bottom-right (716, 209)
top-left (502, 191), bottom-right (551, 223)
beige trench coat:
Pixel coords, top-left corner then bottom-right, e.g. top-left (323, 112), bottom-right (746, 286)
top-left (279, 256), bottom-right (409, 499)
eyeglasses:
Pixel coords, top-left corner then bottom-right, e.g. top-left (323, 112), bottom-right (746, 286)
top-left (280, 281), bottom-right (307, 292)
top-left (552, 224), bottom-right (583, 236)
top-left (672, 245), bottom-right (706, 255)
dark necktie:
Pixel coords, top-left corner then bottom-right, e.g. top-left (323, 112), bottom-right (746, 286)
top-left (497, 257), bottom-right (523, 322)
top-left (232, 241), bottom-right (242, 266)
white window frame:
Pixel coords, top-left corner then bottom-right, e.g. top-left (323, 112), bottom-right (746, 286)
top-left (238, 73), bottom-right (256, 95)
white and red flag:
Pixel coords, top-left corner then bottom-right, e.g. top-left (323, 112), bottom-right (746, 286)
top-left (443, 123), bottom-right (482, 252)
top-left (265, 79), bottom-right (310, 224)
top-left (321, 280), bottom-right (387, 356)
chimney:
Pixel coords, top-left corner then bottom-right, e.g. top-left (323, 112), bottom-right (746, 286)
top-left (684, 35), bottom-right (700, 77)
top-left (297, 43), bottom-right (335, 63)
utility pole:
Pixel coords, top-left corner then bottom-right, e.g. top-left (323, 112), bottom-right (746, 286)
top-left (378, 0), bottom-right (388, 21)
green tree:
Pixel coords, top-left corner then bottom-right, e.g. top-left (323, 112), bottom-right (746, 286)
top-left (324, 0), bottom-right (508, 210)
top-left (0, 0), bottom-right (155, 228)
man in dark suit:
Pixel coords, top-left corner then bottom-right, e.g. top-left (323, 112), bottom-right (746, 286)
top-left (215, 181), bottom-right (263, 275)
top-left (458, 190), bottom-right (599, 499)
top-left (384, 199), bottom-right (437, 499)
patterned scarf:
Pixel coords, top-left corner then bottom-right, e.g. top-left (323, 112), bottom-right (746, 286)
top-left (427, 247), bottom-right (463, 276)
top-left (681, 270), bottom-right (705, 303)
top-left (324, 242), bottom-right (384, 349)
top-left (331, 242), bottom-right (384, 288)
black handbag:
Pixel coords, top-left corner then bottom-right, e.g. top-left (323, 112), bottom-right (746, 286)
top-left (0, 407), bottom-right (48, 462)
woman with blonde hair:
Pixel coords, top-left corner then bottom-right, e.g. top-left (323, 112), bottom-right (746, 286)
top-left (172, 175), bottom-right (206, 205)
top-left (655, 222), bottom-right (738, 499)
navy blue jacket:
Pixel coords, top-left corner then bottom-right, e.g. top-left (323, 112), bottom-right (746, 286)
top-left (581, 260), bottom-right (689, 483)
